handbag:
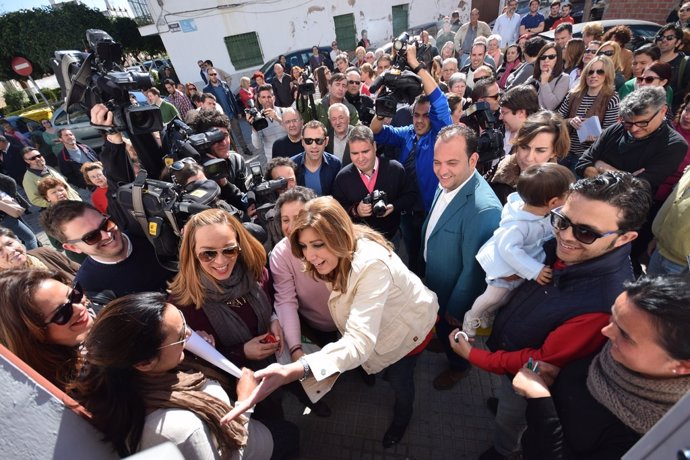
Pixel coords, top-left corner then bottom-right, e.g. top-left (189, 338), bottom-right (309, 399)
top-left (0, 196), bottom-right (26, 218)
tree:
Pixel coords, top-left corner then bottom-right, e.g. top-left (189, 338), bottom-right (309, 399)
top-left (0, 3), bottom-right (165, 81)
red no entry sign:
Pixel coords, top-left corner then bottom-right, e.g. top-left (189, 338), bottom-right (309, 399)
top-left (11, 56), bottom-right (33, 77)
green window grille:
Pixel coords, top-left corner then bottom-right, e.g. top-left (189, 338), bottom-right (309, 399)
top-left (223, 32), bottom-right (263, 70)
top-left (392, 4), bottom-right (409, 37)
top-left (334, 13), bottom-right (356, 51)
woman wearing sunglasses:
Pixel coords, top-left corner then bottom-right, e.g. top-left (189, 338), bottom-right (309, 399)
top-left (568, 40), bottom-right (600, 89)
top-left (558, 56), bottom-right (620, 172)
top-left (69, 292), bottom-right (287, 459)
top-left (513, 275), bottom-right (690, 459)
top-left (168, 208), bottom-right (328, 419)
top-left (0, 269), bottom-right (93, 389)
top-left (596, 41), bottom-right (625, 91)
top-left (525, 42), bottom-right (570, 110)
top-left (0, 227), bottom-right (79, 281)
top-left (618, 44), bottom-right (662, 101)
top-left (223, 197), bottom-right (439, 448)
top-left (638, 62), bottom-right (674, 122)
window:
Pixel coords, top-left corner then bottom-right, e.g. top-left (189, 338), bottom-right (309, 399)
top-left (334, 14), bottom-right (356, 51)
top-left (224, 32), bottom-right (264, 70)
top-left (127, 0), bottom-right (153, 25)
top-left (392, 4), bottom-right (409, 37)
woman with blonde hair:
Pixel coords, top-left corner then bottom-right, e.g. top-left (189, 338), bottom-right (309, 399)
top-left (440, 41), bottom-right (457, 61)
top-left (558, 55), bottom-right (620, 171)
top-left (597, 40), bottom-right (626, 90)
top-left (223, 196), bottom-right (439, 448)
top-left (237, 76), bottom-right (255, 109)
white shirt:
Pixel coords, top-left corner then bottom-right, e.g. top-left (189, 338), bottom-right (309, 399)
top-left (424, 174), bottom-right (474, 261)
top-left (492, 12), bottom-right (521, 46)
top-left (332, 132), bottom-right (348, 160)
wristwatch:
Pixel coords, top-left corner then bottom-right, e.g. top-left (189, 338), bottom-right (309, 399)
top-left (298, 356), bottom-right (311, 381)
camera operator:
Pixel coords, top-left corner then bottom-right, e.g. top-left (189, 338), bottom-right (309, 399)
top-left (344, 69), bottom-right (375, 126)
top-left (260, 157), bottom-right (299, 250)
top-left (332, 125), bottom-right (416, 242)
top-left (460, 76), bottom-right (502, 134)
top-left (297, 72), bottom-right (359, 131)
top-left (190, 109), bottom-right (249, 193)
top-left (247, 84), bottom-right (287, 166)
top-left (371, 42), bottom-right (452, 274)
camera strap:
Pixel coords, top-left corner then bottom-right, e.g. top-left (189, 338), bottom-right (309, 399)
top-left (131, 169), bottom-right (152, 237)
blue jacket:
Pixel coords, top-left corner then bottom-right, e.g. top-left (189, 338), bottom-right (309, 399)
top-left (203, 80), bottom-right (240, 117)
top-left (486, 240), bottom-right (634, 353)
top-left (290, 151), bottom-right (342, 196)
top-left (422, 171), bottom-right (502, 319)
top-left (374, 87), bottom-right (452, 212)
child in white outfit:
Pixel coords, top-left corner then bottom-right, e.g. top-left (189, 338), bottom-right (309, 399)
top-left (463, 163), bottom-right (576, 336)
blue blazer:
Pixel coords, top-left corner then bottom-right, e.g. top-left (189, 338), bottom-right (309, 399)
top-left (422, 171), bottom-right (502, 320)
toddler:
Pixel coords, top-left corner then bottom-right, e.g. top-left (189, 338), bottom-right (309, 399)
top-left (463, 163), bottom-right (575, 336)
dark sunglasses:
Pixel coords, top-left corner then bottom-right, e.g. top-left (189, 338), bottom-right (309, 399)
top-left (208, 72), bottom-right (218, 76)
top-left (584, 49), bottom-right (597, 54)
top-left (197, 245), bottom-right (241, 263)
top-left (25, 154), bottom-right (42, 161)
top-left (45, 283), bottom-right (84, 326)
top-left (550, 207), bottom-right (619, 244)
top-left (539, 54), bottom-right (558, 61)
top-left (347, 80), bottom-right (361, 85)
top-left (597, 50), bottom-right (615, 57)
top-left (171, 157), bottom-right (197, 171)
top-left (656, 34), bottom-right (678, 42)
top-left (303, 137), bottom-right (326, 145)
top-left (64, 216), bottom-right (116, 245)
top-left (681, 8), bottom-right (690, 12)
top-left (587, 68), bottom-right (606, 76)
top-left (636, 76), bottom-right (660, 84)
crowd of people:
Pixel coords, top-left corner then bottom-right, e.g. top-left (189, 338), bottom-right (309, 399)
top-left (1, 3), bottom-right (690, 459)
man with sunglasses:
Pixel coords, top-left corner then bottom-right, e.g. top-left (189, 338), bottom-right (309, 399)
top-left (451, 172), bottom-right (652, 460)
top-left (656, 23), bottom-right (690, 112)
top-left (344, 69), bottom-right (375, 127)
top-left (40, 200), bottom-right (176, 299)
top-left (203, 67), bottom-right (250, 156)
top-left (21, 147), bottom-right (80, 208)
top-left (289, 120), bottom-right (341, 196)
top-left (576, 87), bottom-right (687, 198)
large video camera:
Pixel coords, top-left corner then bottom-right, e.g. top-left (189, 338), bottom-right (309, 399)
top-left (247, 162), bottom-right (287, 222)
top-left (463, 102), bottom-right (504, 171)
top-left (161, 118), bottom-right (229, 177)
top-left (298, 66), bottom-right (316, 96)
top-left (368, 32), bottom-right (423, 118)
top-left (52, 29), bottom-right (162, 135)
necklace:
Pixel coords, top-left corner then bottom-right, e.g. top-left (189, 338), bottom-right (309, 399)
top-left (225, 296), bottom-right (246, 308)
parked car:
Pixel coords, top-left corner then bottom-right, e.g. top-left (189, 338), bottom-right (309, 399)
top-left (50, 91), bottom-right (149, 152)
top-left (539, 19), bottom-right (662, 50)
top-left (257, 46), bottom-right (334, 83)
top-left (143, 58), bottom-right (172, 73)
top-left (0, 115), bottom-right (41, 137)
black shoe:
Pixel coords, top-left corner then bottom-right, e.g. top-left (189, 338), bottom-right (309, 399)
top-left (486, 397), bottom-right (498, 416)
top-left (307, 400), bottom-right (331, 417)
top-left (382, 422), bottom-right (408, 448)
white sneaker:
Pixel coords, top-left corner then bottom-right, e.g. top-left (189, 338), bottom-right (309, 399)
top-left (462, 313), bottom-right (481, 337)
top-left (478, 313), bottom-right (495, 329)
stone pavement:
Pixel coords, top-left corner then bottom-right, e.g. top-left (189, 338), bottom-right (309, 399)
top-left (282, 340), bottom-right (503, 460)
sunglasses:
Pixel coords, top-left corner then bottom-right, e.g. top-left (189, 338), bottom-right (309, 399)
top-left (303, 137), bottom-right (326, 145)
top-left (347, 80), bottom-right (361, 85)
top-left (681, 8), bottom-right (690, 12)
top-left (584, 49), bottom-right (597, 54)
top-left (208, 73), bottom-right (218, 76)
top-left (656, 35), bottom-right (677, 42)
top-left (539, 54), bottom-right (558, 61)
top-left (158, 309), bottom-right (191, 349)
top-left (587, 68), bottom-right (606, 76)
top-left (550, 207), bottom-right (619, 244)
top-left (25, 154), bottom-right (43, 161)
top-left (45, 283), bottom-right (84, 326)
top-left (636, 76), bottom-right (660, 84)
top-left (597, 50), bottom-right (615, 57)
top-left (621, 108), bottom-right (661, 129)
top-left (64, 216), bottom-right (117, 245)
top-left (197, 245), bottom-right (241, 263)
top-left (171, 157), bottom-right (197, 171)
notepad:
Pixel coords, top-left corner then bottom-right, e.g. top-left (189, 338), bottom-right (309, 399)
top-left (577, 116), bottom-right (602, 143)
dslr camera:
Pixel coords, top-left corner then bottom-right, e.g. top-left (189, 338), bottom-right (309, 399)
top-left (362, 190), bottom-right (388, 217)
top-left (245, 99), bottom-right (268, 131)
top-left (463, 102), bottom-right (504, 172)
top-left (299, 65), bottom-right (316, 96)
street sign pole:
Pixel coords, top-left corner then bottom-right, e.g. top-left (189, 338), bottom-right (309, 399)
top-left (11, 56), bottom-right (51, 109)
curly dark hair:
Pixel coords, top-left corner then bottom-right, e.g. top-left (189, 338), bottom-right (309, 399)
top-left (190, 108), bottom-right (230, 133)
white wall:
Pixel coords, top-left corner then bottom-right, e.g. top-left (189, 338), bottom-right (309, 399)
top-left (138, 0), bottom-right (467, 88)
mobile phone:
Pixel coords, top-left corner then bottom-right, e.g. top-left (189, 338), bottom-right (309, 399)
top-left (260, 333), bottom-right (278, 344)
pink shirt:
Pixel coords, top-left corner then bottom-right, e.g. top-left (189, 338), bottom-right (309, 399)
top-left (269, 237), bottom-right (334, 349)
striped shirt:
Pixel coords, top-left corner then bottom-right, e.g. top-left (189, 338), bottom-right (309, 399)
top-left (559, 92), bottom-right (620, 159)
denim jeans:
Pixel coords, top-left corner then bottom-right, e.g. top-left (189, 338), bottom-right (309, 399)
top-left (647, 248), bottom-right (688, 275)
top-left (1, 216), bottom-right (38, 249)
top-left (383, 353), bottom-right (419, 427)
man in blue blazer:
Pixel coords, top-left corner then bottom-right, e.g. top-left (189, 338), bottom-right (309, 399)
top-left (422, 124), bottom-right (502, 390)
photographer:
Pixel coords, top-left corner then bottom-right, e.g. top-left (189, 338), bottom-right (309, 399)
top-left (371, 42), bottom-right (452, 274)
top-left (344, 69), bottom-right (375, 126)
top-left (247, 84), bottom-right (287, 166)
top-left (297, 72), bottom-right (359, 132)
top-left (460, 76), bottom-right (502, 134)
top-left (332, 126), bottom-right (416, 242)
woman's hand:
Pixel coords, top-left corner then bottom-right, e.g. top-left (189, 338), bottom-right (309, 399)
top-left (244, 333), bottom-right (280, 360)
top-left (512, 368), bottom-right (552, 398)
top-left (448, 328), bottom-right (474, 359)
top-left (196, 330), bottom-right (216, 348)
top-left (269, 319), bottom-right (284, 355)
top-left (235, 367), bottom-right (259, 401)
top-left (569, 116), bottom-right (583, 130)
top-left (221, 361), bottom-right (302, 425)
top-left (540, 66), bottom-right (552, 84)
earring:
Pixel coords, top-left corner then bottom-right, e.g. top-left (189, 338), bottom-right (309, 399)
top-left (673, 369), bottom-right (678, 374)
